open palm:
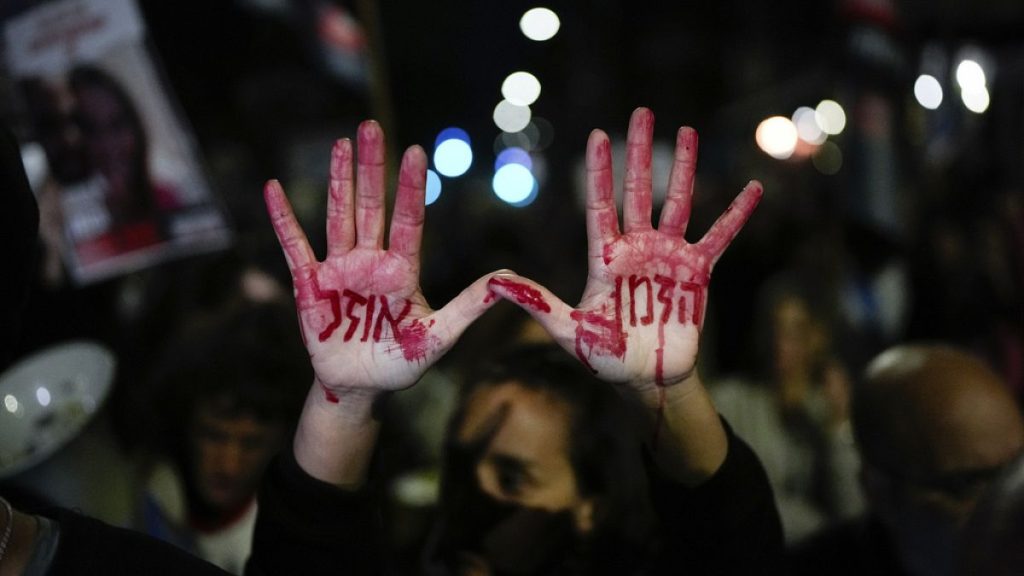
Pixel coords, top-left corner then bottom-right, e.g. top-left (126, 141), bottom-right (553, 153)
top-left (265, 121), bottom-right (494, 401)
top-left (489, 108), bottom-right (761, 395)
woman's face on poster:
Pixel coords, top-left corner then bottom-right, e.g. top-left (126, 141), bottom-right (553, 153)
top-left (76, 83), bottom-right (138, 197)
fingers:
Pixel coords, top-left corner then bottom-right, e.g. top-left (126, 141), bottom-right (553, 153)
top-left (429, 272), bottom-right (509, 349)
top-left (658, 126), bottom-right (698, 238)
top-left (696, 180), bottom-right (763, 264)
top-left (485, 272), bottom-right (575, 344)
top-left (388, 146), bottom-right (427, 262)
top-left (585, 129), bottom-right (620, 262)
top-left (622, 107), bottom-right (655, 234)
top-left (355, 120), bottom-right (387, 249)
top-left (326, 139), bottom-right (355, 257)
top-left (264, 179), bottom-right (316, 274)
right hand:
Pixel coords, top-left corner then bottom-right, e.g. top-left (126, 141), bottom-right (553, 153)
top-left (265, 120), bottom-right (496, 404)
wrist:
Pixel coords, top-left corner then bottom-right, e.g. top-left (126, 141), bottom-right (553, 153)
top-left (632, 370), bottom-right (702, 410)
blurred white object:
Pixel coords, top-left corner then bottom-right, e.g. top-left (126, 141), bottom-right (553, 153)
top-left (0, 341), bottom-right (115, 479)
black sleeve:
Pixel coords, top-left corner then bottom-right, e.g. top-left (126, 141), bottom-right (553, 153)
top-left (48, 510), bottom-right (229, 576)
top-left (245, 449), bottom-right (383, 576)
top-left (647, 419), bottom-right (785, 576)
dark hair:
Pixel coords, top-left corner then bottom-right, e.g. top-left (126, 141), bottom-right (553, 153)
top-left (68, 65), bottom-right (155, 216)
top-left (147, 302), bottom-right (310, 456)
top-left (439, 343), bottom-right (656, 570)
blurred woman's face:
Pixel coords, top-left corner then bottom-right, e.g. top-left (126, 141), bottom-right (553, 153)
top-left (76, 84), bottom-right (138, 198)
top-left (456, 382), bottom-right (592, 519)
top-left (771, 296), bottom-right (814, 379)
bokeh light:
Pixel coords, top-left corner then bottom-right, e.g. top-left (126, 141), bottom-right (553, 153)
top-left (496, 147), bottom-right (533, 170)
top-left (502, 71), bottom-right (542, 106)
top-left (4, 394), bottom-right (18, 413)
top-left (36, 386), bottom-right (51, 407)
top-left (961, 85), bottom-right (990, 114)
top-left (493, 100), bottom-right (532, 133)
top-left (956, 59), bottom-right (986, 91)
top-left (520, 7), bottom-right (560, 41)
top-left (812, 141), bottom-right (843, 175)
top-left (914, 75), bottom-right (943, 110)
top-left (792, 106), bottom-right (826, 145)
top-left (493, 163), bottom-right (536, 204)
top-left (433, 128), bottom-right (473, 177)
top-left (755, 116), bottom-right (799, 160)
top-left (815, 100), bottom-right (846, 135)
top-left (425, 169), bottom-right (442, 205)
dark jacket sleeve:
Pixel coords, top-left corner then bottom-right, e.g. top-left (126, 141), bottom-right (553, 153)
top-left (648, 419), bottom-right (785, 576)
top-left (245, 449), bottom-right (383, 576)
top-left (48, 509), bottom-right (229, 576)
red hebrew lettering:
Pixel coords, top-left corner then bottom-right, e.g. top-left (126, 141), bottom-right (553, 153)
top-left (678, 282), bottom-right (704, 326)
top-left (342, 289), bottom-right (368, 342)
top-left (628, 275), bottom-right (654, 326)
top-left (373, 297), bottom-right (412, 342)
top-left (654, 274), bottom-right (676, 325)
top-left (361, 296), bottom-right (376, 342)
top-left (312, 278), bottom-right (341, 342)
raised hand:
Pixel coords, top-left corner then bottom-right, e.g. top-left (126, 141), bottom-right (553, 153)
top-left (489, 108), bottom-right (761, 397)
top-left (265, 121), bottom-right (495, 405)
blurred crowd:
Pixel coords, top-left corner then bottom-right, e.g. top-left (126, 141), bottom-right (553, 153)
top-left (1, 1), bottom-right (1023, 575)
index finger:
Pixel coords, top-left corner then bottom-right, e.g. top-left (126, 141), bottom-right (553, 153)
top-left (585, 129), bottom-right (619, 263)
top-left (264, 179), bottom-right (317, 273)
top-left (696, 180), bottom-right (763, 263)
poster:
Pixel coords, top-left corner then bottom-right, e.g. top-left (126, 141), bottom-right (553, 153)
top-left (5, 0), bottom-right (230, 284)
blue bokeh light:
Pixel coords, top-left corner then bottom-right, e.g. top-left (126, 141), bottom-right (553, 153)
top-left (492, 163), bottom-right (536, 205)
top-left (433, 127), bottom-right (473, 177)
top-left (495, 147), bottom-right (532, 170)
top-left (425, 169), bottom-right (441, 205)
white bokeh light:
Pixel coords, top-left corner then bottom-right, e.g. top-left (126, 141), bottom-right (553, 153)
top-left (36, 387), bottom-right (51, 407)
top-left (815, 100), bottom-right (847, 135)
top-left (792, 106), bottom-right (826, 145)
top-left (914, 75), bottom-right (943, 110)
top-left (961, 85), bottom-right (990, 114)
top-left (433, 139), bottom-right (473, 177)
top-left (493, 163), bottom-right (535, 204)
top-left (520, 7), bottom-right (560, 41)
top-left (956, 59), bottom-right (987, 91)
top-left (425, 169), bottom-right (442, 205)
top-left (493, 100), bottom-right (532, 133)
top-left (502, 71), bottom-right (542, 106)
top-left (755, 116), bottom-right (799, 160)
top-left (4, 394), bottom-right (18, 413)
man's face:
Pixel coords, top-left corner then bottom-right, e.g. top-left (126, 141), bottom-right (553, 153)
top-left (189, 405), bottom-right (285, 512)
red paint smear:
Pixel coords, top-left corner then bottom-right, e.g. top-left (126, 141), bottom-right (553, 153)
top-left (652, 312), bottom-right (667, 448)
top-left (396, 319), bottom-right (431, 363)
top-left (654, 274), bottom-right (676, 325)
top-left (602, 243), bottom-right (615, 265)
top-left (320, 381), bottom-right (340, 404)
top-left (489, 278), bottom-right (551, 313)
top-left (570, 276), bottom-right (626, 372)
top-left (311, 278), bottom-right (342, 342)
top-left (483, 290), bottom-right (497, 305)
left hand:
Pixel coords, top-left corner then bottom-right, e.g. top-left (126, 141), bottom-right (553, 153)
top-left (489, 107), bottom-right (761, 397)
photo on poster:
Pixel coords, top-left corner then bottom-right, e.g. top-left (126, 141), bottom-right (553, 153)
top-left (5, 0), bottom-right (230, 284)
